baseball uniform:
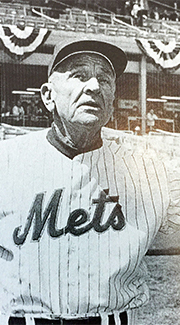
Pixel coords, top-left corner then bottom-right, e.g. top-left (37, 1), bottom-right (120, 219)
top-left (0, 127), bottom-right (179, 325)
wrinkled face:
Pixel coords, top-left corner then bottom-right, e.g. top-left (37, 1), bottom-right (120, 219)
top-left (50, 53), bottom-right (116, 129)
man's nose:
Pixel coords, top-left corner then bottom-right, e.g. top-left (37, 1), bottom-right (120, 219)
top-left (83, 77), bottom-right (100, 94)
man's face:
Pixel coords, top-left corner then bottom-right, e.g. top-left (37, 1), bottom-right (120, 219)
top-left (49, 53), bottom-right (116, 129)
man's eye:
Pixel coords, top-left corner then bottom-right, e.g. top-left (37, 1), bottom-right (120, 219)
top-left (73, 72), bottom-right (87, 81)
top-left (97, 77), bottom-right (110, 85)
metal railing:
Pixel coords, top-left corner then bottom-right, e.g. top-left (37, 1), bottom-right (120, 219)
top-left (128, 116), bottom-right (175, 132)
top-left (1, 115), bottom-right (50, 128)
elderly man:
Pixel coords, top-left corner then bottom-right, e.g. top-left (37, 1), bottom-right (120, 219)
top-left (0, 39), bottom-right (179, 325)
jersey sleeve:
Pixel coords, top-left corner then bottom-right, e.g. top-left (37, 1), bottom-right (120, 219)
top-left (166, 167), bottom-right (180, 227)
top-left (147, 159), bottom-right (180, 255)
top-left (158, 155), bottom-right (180, 235)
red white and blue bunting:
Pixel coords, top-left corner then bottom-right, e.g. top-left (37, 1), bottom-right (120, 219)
top-left (0, 24), bottom-right (50, 60)
top-left (136, 38), bottom-right (180, 71)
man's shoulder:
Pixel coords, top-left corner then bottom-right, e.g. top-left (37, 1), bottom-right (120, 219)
top-left (0, 128), bottom-right (50, 157)
top-left (101, 127), bottom-right (180, 167)
top-left (102, 127), bottom-right (156, 153)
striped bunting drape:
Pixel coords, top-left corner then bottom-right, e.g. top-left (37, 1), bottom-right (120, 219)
top-left (136, 38), bottom-right (180, 70)
top-left (0, 24), bottom-right (50, 60)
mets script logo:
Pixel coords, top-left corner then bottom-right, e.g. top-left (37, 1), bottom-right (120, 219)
top-left (13, 189), bottom-right (126, 246)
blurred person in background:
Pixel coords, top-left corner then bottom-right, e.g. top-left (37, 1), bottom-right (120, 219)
top-left (12, 100), bottom-right (25, 125)
top-left (146, 108), bottom-right (158, 132)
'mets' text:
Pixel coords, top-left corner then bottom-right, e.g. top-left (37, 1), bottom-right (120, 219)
top-left (13, 189), bottom-right (126, 245)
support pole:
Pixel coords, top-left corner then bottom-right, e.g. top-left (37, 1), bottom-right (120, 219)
top-left (140, 55), bottom-right (147, 135)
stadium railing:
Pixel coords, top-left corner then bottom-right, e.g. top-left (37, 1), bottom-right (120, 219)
top-left (128, 116), bottom-right (175, 133)
top-left (1, 115), bottom-right (50, 128)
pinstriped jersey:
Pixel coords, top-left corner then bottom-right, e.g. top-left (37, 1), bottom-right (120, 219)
top-left (0, 128), bottom-right (175, 323)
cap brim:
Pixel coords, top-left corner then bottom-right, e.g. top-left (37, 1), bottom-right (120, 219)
top-left (48, 39), bottom-right (127, 78)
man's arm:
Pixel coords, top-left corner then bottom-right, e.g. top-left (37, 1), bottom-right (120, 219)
top-left (148, 166), bottom-right (180, 255)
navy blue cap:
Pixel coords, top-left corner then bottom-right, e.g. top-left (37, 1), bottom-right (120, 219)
top-left (48, 38), bottom-right (127, 78)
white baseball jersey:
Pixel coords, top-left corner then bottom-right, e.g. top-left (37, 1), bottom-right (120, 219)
top-left (0, 128), bottom-right (179, 325)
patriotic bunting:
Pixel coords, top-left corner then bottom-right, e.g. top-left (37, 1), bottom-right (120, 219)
top-left (136, 38), bottom-right (180, 71)
top-left (0, 24), bottom-right (50, 60)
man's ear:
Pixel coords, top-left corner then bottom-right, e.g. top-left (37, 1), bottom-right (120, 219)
top-left (40, 82), bottom-right (56, 112)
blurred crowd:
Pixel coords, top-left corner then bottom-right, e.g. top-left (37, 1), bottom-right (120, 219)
top-left (107, 105), bottom-right (180, 134)
top-left (121, 0), bottom-right (180, 26)
top-left (1, 97), bottom-right (52, 127)
top-left (149, 3), bottom-right (179, 22)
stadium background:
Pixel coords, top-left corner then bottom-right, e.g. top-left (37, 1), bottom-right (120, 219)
top-left (0, 1), bottom-right (180, 324)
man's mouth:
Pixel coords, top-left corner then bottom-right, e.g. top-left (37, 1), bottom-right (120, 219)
top-left (78, 101), bottom-right (101, 109)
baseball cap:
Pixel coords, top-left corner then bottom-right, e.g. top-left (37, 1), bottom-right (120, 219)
top-left (48, 38), bottom-right (127, 78)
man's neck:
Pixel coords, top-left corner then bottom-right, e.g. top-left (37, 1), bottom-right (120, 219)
top-left (47, 114), bottom-right (103, 159)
